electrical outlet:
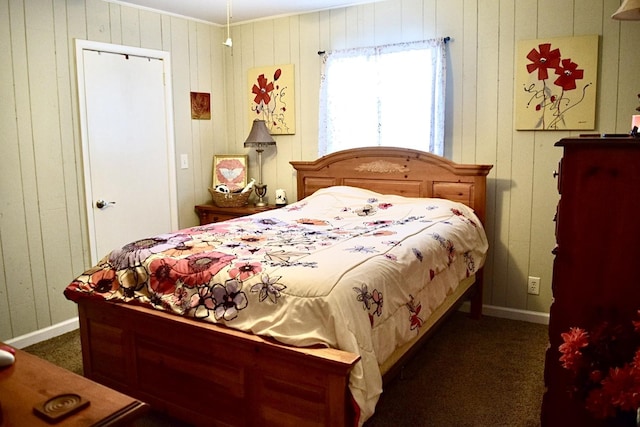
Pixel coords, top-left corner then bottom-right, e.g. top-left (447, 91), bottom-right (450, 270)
top-left (528, 276), bottom-right (540, 295)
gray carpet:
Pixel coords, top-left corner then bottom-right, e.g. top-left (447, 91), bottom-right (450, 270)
top-left (23, 311), bottom-right (547, 426)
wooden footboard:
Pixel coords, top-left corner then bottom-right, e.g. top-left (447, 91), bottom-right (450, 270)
top-left (77, 298), bottom-right (360, 426)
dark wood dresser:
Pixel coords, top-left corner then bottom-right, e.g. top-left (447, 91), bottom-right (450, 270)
top-left (542, 136), bottom-right (640, 425)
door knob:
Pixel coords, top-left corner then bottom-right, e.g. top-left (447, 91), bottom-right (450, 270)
top-left (96, 199), bottom-right (116, 209)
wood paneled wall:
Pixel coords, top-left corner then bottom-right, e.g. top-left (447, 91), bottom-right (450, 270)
top-left (1, 0), bottom-right (639, 341)
top-left (225, 0), bottom-right (640, 317)
top-left (0, 0), bottom-right (225, 340)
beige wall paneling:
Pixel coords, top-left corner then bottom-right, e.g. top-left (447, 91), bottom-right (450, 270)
top-left (55, 0), bottom-right (84, 273)
top-left (401, 0), bottom-right (425, 42)
top-left (461, 0), bottom-right (478, 165)
top-left (616, 23), bottom-right (640, 132)
top-left (271, 16), bottom-right (297, 199)
top-left (9, 0), bottom-right (47, 336)
top-left (139, 9), bottom-right (163, 50)
top-left (193, 21), bottom-right (214, 206)
top-left (501, 0), bottom-right (531, 311)
top-left (199, 25), bottom-right (222, 205)
top-left (108, 3), bottom-right (122, 45)
top-left (297, 13), bottom-right (322, 167)
top-left (252, 19), bottom-right (279, 203)
top-left (0, 0), bottom-right (10, 337)
top-left (329, 8), bottom-right (348, 51)
top-left (475, 0), bottom-right (503, 306)
top-left (66, 0), bottom-right (92, 283)
top-left (53, 0), bottom-right (89, 321)
top-left (343, 4), bottom-right (360, 46)
top-left (356, 4), bottom-right (376, 47)
top-left (287, 16), bottom-right (303, 194)
top-left (599, 0), bottom-right (621, 130)
top-left (373, 1), bottom-right (401, 46)
top-left (422, 0), bottom-right (436, 40)
top-left (527, 0), bottom-right (573, 314)
top-left (436, 0), bottom-right (464, 162)
top-left (86, 0), bottom-right (111, 43)
top-left (188, 21), bottom-right (201, 211)
top-left (220, 29), bottom-right (236, 156)
top-left (169, 17), bottom-right (195, 229)
top-left (511, 0), bottom-right (540, 311)
top-left (120, 4), bottom-right (141, 46)
top-left (0, 1), bottom-right (28, 337)
top-left (224, 24), bottom-right (246, 160)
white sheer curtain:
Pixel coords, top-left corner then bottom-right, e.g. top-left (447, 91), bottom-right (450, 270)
top-left (318, 38), bottom-right (448, 157)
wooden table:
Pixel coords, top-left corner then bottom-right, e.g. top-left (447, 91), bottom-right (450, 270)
top-left (194, 203), bottom-right (278, 225)
top-left (0, 344), bottom-right (148, 426)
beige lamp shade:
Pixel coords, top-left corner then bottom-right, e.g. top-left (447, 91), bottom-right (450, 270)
top-left (612, 0), bottom-right (640, 20)
top-left (243, 119), bottom-right (276, 148)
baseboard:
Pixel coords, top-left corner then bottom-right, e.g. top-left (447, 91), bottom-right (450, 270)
top-left (5, 317), bottom-right (79, 349)
top-left (459, 302), bottom-right (549, 325)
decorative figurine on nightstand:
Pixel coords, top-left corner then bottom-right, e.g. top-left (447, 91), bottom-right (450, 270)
top-left (275, 189), bottom-right (287, 207)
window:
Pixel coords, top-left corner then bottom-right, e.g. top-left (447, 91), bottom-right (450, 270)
top-left (318, 38), bottom-right (448, 157)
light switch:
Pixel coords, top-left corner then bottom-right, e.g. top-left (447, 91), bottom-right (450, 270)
top-left (180, 154), bottom-right (189, 169)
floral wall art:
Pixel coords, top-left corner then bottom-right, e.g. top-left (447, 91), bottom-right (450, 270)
top-left (190, 91), bottom-right (211, 120)
top-left (248, 64), bottom-right (295, 134)
top-left (515, 35), bottom-right (598, 130)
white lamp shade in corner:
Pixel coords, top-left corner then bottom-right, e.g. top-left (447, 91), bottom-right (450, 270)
top-left (612, 0), bottom-right (640, 20)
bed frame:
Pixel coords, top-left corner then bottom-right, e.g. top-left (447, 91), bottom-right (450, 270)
top-left (75, 147), bottom-right (492, 426)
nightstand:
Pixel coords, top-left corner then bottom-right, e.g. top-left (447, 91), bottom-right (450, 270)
top-left (194, 203), bottom-right (278, 225)
top-left (0, 343), bottom-right (149, 426)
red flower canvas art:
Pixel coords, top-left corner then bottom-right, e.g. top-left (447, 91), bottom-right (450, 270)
top-left (248, 64), bottom-right (295, 135)
top-left (516, 35), bottom-right (598, 130)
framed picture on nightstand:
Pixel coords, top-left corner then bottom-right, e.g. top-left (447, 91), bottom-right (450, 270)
top-left (212, 155), bottom-right (248, 192)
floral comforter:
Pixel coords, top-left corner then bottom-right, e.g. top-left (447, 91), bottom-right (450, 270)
top-left (64, 186), bottom-right (488, 424)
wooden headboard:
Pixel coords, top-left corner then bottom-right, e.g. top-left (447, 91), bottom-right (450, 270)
top-left (290, 147), bottom-right (493, 223)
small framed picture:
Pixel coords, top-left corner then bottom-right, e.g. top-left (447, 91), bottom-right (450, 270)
top-left (212, 155), bottom-right (248, 192)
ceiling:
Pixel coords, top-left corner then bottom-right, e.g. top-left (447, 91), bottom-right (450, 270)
top-left (109, 0), bottom-right (382, 26)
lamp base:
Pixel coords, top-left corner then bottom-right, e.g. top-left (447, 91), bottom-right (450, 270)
top-left (255, 183), bottom-right (268, 207)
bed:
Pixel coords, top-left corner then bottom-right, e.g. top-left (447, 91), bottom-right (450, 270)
top-left (64, 147), bottom-right (492, 427)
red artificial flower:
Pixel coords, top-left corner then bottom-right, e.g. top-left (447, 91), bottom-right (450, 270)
top-left (560, 312), bottom-right (640, 420)
top-left (252, 74), bottom-right (274, 105)
top-left (559, 327), bottom-right (589, 372)
top-left (554, 58), bottom-right (584, 91)
top-left (526, 43), bottom-right (561, 80)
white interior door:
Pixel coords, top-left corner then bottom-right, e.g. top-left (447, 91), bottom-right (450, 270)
top-left (76, 41), bottom-right (178, 264)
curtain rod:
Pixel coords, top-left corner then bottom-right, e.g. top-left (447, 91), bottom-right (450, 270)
top-left (317, 36), bottom-right (450, 55)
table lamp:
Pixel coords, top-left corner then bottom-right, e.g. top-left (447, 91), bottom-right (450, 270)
top-left (612, 0), bottom-right (640, 19)
top-left (244, 119), bottom-right (276, 207)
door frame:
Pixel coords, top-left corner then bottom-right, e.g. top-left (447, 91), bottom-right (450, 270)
top-left (75, 39), bottom-right (178, 264)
